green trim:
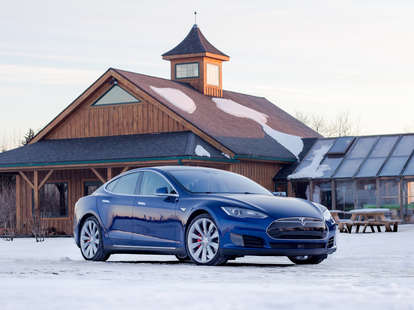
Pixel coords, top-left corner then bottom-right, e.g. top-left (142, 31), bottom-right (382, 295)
top-left (0, 156), bottom-right (237, 169)
top-left (234, 155), bottom-right (296, 163)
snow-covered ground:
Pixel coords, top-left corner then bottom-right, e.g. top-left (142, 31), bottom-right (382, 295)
top-left (1, 226), bottom-right (414, 310)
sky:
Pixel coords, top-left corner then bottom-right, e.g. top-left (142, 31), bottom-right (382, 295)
top-left (1, 0), bottom-right (413, 149)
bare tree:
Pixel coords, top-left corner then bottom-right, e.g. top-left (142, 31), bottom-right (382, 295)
top-left (21, 128), bottom-right (35, 145)
top-left (295, 110), bottom-right (360, 137)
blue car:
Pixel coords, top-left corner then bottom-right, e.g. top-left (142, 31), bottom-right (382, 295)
top-left (74, 166), bottom-right (337, 265)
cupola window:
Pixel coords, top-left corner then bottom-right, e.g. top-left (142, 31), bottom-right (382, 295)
top-left (206, 63), bottom-right (219, 86)
top-left (175, 62), bottom-right (199, 79)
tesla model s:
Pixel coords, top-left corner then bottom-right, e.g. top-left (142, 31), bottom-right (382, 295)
top-left (74, 166), bottom-right (337, 265)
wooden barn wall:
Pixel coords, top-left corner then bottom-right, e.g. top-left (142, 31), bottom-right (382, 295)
top-left (230, 161), bottom-right (281, 191)
top-left (44, 99), bottom-right (187, 140)
top-left (16, 169), bottom-right (100, 235)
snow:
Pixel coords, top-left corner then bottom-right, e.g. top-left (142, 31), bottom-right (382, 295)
top-left (1, 226), bottom-right (414, 310)
top-left (195, 144), bottom-right (211, 157)
top-left (213, 98), bottom-right (303, 158)
top-left (150, 86), bottom-right (196, 113)
top-left (221, 152), bottom-right (231, 159)
top-left (288, 143), bottom-right (332, 179)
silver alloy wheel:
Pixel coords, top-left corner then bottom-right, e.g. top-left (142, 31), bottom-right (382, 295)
top-left (80, 219), bottom-right (100, 259)
top-left (187, 218), bottom-right (219, 264)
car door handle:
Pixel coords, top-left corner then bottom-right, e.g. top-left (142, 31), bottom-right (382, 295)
top-left (137, 201), bottom-right (146, 206)
top-left (102, 199), bottom-right (110, 203)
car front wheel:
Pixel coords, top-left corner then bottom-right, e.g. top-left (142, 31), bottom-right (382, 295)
top-left (79, 216), bottom-right (110, 261)
top-left (288, 255), bottom-right (327, 265)
top-left (186, 214), bottom-right (227, 266)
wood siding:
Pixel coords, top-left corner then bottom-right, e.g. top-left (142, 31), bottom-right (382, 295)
top-left (45, 86), bottom-right (187, 140)
top-left (230, 161), bottom-right (281, 191)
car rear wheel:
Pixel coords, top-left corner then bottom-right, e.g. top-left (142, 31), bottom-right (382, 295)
top-left (80, 216), bottom-right (110, 261)
top-left (186, 214), bottom-right (227, 266)
top-left (288, 255), bottom-right (327, 265)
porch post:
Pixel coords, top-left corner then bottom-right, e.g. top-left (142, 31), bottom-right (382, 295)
top-left (15, 175), bottom-right (21, 232)
top-left (331, 179), bottom-right (336, 210)
top-left (33, 170), bottom-right (39, 217)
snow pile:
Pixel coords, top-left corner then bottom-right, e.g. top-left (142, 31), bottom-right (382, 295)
top-left (150, 86), bottom-right (196, 113)
top-left (195, 145), bottom-right (211, 157)
top-left (212, 98), bottom-right (303, 158)
top-left (288, 144), bottom-right (331, 179)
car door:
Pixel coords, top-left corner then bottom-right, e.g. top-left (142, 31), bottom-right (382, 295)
top-left (97, 172), bottom-right (140, 245)
top-left (130, 171), bottom-right (180, 248)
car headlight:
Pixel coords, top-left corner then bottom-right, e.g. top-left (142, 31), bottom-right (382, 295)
top-left (313, 203), bottom-right (335, 224)
top-left (221, 206), bottom-right (268, 219)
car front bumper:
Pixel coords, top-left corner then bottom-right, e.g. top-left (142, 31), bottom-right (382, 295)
top-left (217, 217), bottom-right (337, 257)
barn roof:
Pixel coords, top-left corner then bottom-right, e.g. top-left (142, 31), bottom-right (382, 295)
top-left (162, 24), bottom-right (229, 58)
top-left (113, 68), bottom-right (320, 161)
top-left (0, 132), bottom-right (230, 168)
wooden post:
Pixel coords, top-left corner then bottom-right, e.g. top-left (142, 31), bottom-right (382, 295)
top-left (33, 170), bottom-right (39, 217)
top-left (287, 181), bottom-right (294, 197)
top-left (15, 175), bottom-right (21, 233)
top-left (121, 166), bottom-right (129, 174)
top-left (309, 180), bottom-right (314, 201)
top-left (107, 167), bottom-right (112, 181)
top-left (331, 179), bottom-right (336, 210)
top-left (91, 168), bottom-right (106, 184)
top-left (376, 178), bottom-right (381, 207)
top-left (399, 177), bottom-right (404, 221)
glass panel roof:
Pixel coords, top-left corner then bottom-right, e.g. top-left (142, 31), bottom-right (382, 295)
top-left (334, 158), bottom-right (364, 178)
top-left (392, 135), bottom-right (414, 157)
top-left (288, 139), bottom-right (335, 179)
top-left (347, 137), bottom-right (378, 159)
top-left (326, 137), bottom-right (355, 155)
top-left (318, 157), bottom-right (343, 178)
top-left (93, 85), bottom-right (140, 106)
top-left (379, 157), bottom-right (409, 176)
top-left (356, 158), bottom-right (386, 178)
top-left (370, 136), bottom-right (399, 157)
top-left (403, 156), bottom-right (414, 176)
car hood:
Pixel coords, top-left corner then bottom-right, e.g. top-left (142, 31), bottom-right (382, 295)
top-left (218, 194), bottom-right (323, 219)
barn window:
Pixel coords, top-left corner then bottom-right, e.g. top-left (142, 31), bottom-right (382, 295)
top-left (92, 85), bottom-right (140, 106)
top-left (175, 62), bottom-right (199, 79)
top-left (37, 182), bottom-right (68, 218)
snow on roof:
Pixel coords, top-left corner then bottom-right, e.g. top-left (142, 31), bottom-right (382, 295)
top-left (150, 86), bottom-right (196, 114)
top-left (288, 143), bottom-right (332, 179)
top-left (195, 144), bottom-right (211, 157)
top-left (212, 98), bottom-right (303, 157)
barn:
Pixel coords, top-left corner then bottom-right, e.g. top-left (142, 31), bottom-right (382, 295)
top-left (0, 24), bottom-right (318, 235)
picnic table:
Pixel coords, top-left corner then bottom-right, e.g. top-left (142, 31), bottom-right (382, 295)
top-left (330, 209), bottom-right (400, 233)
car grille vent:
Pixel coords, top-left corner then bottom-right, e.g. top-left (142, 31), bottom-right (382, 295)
top-left (242, 235), bottom-right (264, 248)
top-left (267, 217), bottom-right (327, 240)
top-left (270, 242), bottom-right (326, 249)
top-left (327, 237), bottom-right (335, 248)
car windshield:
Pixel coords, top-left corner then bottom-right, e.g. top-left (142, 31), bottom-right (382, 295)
top-left (169, 169), bottom-right (272, 195)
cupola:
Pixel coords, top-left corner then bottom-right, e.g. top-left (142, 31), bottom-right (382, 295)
top-left (162, 24), bottom-right (230, 97)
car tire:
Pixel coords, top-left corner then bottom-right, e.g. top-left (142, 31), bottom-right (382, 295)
top-left (185, 214), bottom-right (227, 266)
top-left (288, 255), bottom-right (327, 265)
top-left (175, 254), bottom-right (191, 262)
top-left (79, 216), bottom-right (110, 262)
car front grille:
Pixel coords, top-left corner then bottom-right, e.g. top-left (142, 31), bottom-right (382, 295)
top-left (267, 217), bottom-right (327, 240)
top-left (242, 235), bottom-right (264, 248)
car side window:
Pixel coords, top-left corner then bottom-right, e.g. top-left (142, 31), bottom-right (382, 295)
top-left (109, 173), bottom-right (140, 195)
top-left (139, 171), bottom-right (175, 196)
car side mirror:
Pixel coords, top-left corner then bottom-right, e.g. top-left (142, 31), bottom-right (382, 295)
top-left (155, 187), bottom-right (179, 197)
top-left (156, 187), bottom-right (168, 194)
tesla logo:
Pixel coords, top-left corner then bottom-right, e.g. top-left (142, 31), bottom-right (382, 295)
top-left (299, 217), bottom-right (306, 226)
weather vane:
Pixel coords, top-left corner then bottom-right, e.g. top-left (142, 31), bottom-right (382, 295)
top-left (194, 11), bottom-right (197, 24)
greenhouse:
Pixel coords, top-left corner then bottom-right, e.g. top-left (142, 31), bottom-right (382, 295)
top-left (275, 134), bottom-right (414, 223)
